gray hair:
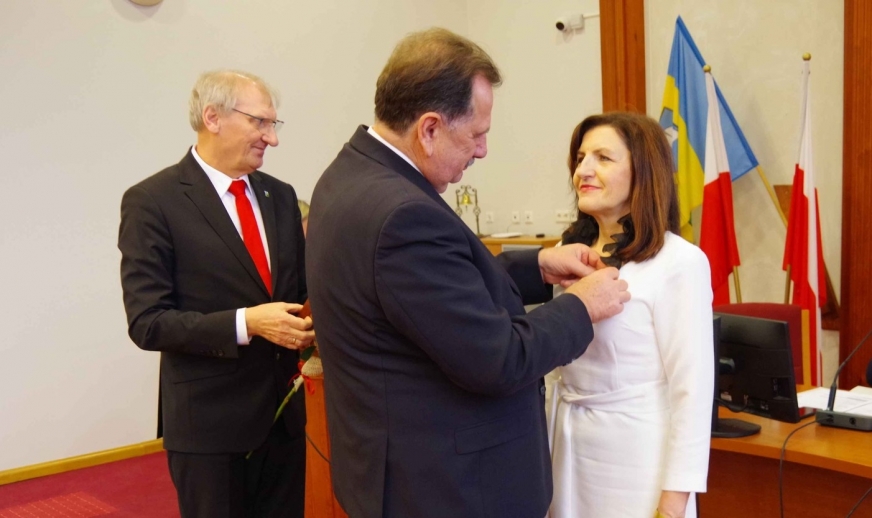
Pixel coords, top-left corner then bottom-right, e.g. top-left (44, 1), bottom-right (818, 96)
top-left (188, 70), bottom-right (280, 131)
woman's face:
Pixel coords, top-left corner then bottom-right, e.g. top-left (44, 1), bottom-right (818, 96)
top-left (572, 125), bottom-right (633, 224)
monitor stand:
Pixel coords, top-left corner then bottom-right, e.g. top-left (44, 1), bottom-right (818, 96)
top-left (713, 417), bottom-right (761, 438)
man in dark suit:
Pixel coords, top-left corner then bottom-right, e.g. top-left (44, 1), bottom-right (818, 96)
top-left (119, 70), bottom-right (315, 518)
top-left (306, 29), bottom-right (630, 518)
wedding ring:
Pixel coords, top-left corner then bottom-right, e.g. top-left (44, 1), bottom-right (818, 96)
top-left (291, 337), bottom-right (297, 345)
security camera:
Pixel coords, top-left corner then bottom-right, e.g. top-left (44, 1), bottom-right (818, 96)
top-left (555, 14), bottom-right (584, 32)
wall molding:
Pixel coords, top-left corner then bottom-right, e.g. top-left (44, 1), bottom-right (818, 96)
top-left (0, 439), bottom-right (164, 486)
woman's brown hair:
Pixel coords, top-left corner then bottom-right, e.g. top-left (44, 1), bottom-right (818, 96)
top-left (562, 112), bottom-right (679, 264)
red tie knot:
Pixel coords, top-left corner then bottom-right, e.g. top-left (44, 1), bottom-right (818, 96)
top-left (228, 180), bottom-right (248, 198)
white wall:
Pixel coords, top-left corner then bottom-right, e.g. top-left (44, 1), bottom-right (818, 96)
top-left (0, 0), bottom-right (468, 472)
top-left (448, 0), bottom-right (603, 237)
top-left (645, 0), bottom-right (844, 381)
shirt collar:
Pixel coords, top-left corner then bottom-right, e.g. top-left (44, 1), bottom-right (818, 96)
top-left (191, 145), bottom-right (252, 195)
top-left (367, 126), bottom-right (421, 174)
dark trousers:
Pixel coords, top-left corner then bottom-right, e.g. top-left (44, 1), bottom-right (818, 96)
top-left (167, 421), bottom-right (306, 518)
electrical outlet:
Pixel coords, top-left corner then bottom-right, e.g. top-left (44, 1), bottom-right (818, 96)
top-left (485, 211), bottom-right (494, 223)
top-left (524, 211), bottom-right (534, 224)
top-left (511, 211), bottom-right (520, 224)
top-left (555, 209), bottom-right (572, 223)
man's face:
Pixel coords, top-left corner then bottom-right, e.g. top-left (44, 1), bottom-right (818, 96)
top-left (421, 75), bottom-right (493, 193)
top-left (215, 83), bottom-right (279, 177)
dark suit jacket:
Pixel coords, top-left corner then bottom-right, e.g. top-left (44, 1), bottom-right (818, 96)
top-left (119, 149), bottom-right (307, 453)
top-left (306, 127), bottom-right (595, 518)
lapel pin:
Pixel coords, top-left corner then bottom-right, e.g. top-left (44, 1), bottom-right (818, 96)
top-left (264, 190), bottom-right (270, 198)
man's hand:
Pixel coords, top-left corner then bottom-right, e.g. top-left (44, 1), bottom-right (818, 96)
top-left (563, 267), bottom-right (630, 323)
top-left (245, 302), bottom-right (315, 350)
top-left (538, 244), bottom-right (607, 286)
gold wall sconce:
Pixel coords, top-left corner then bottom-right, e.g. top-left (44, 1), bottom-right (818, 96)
top-left (455, 185), bottom-right (481, 236)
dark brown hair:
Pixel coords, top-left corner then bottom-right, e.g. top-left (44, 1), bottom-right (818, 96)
top-left (374, 28), bottom-right (502, 134)
top-left (562, 112), bottom-right (679, 263)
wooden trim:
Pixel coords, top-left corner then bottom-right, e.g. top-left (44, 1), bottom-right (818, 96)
top-left (841, 0), bottom-right (872, 388)
top-left (0, 439), bottom-right (164, 486)
top-left (479, 235), bottom-right (560, 256)
top-left (599, 0), bottom-right (646, 113)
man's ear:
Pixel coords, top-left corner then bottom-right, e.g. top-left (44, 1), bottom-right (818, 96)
top-left (416, 112), bottom-right (442, 157)
top-left (202, 105), bottom-right (222, 134)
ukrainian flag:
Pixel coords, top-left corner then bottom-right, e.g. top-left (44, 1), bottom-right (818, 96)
top-left (660, 17), bottom-right (758, 241)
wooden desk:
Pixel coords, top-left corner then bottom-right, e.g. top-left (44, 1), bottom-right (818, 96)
top-left (701, 407), bottom-right (872, 517)
top-left (479, 235), bottom-right (560, 256)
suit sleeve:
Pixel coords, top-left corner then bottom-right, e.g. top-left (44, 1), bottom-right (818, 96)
top-left (119, 185), bottom-right (238, 358)
top-left (653, 245), bottom-right (714, 492)
top-left (374, 201), bottom-right (593, 396)
top-left (496, 249), bottom-right (553, 305)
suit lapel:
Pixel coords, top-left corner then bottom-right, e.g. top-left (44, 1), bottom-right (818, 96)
top-left (178, 152), bottom-right (271, 297)
top-left (250, 173), bottom-right (278, 297)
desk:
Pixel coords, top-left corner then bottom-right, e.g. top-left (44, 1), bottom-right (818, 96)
top-left (479, 235), bottom-right (560, 256)
top-left (701, 407), bottom-right (872, 517)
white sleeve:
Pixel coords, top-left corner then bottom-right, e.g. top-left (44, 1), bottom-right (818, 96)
top-left (653, 245), bottom-right (714, 492)
top-left (236, 308), bottom-right (251, 345)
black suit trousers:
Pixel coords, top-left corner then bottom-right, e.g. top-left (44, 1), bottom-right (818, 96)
top-left (167, 419), bottom-right (305, 518)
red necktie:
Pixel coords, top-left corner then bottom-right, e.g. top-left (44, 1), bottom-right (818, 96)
top-left (228, 180), bottom-right (272, 295)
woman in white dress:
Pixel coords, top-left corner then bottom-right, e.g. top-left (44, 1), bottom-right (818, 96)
top-left (548, 112), bottom-right (714, 518)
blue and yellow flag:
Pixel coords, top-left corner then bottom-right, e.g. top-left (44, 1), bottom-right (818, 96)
top-left (660, 17), bottom-right (758, 241)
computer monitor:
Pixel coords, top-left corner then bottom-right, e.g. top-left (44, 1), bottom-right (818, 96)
top-left (711, 315), bottom-right (760, 438)
top-left (715, 311), bottom-right (812, 424)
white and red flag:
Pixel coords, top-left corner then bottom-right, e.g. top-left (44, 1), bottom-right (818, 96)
top-left (699, 69), bottom-right (741, 305)
top-left (783, 59), bottom-right (827, 386)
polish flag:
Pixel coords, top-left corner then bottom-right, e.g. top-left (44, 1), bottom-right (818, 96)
top-left (783, 59), bottom-right (827, 386)
top-left (699, 69), bottom-right (741, 305)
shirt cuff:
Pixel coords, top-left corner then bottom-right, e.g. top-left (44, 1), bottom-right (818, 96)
top-left (236, 308), bottom-right (251, 345)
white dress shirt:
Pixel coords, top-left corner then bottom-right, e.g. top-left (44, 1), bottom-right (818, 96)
top-left (192, 146), bottom-right (271, 345)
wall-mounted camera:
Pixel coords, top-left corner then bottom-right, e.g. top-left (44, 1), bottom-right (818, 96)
top-left (555, 14), bottom-right (585, 32)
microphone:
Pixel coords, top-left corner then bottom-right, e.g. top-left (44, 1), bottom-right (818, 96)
top-left (816, 327), bottom-right (872, 431)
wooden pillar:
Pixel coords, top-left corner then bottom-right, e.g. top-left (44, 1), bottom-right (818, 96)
top-left (599, 0), bottom-right (646, 113)
top-left (841, 0), bottom-right (872, 388)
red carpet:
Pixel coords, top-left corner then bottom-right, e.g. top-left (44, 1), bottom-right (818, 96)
top-left (0, 452), bottom-right (179, 517)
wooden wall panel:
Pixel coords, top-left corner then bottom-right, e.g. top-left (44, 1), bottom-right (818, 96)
top-left (841, 0), bottom-right (872, 388)
top-left (599, 0), bottom-right (646, 113)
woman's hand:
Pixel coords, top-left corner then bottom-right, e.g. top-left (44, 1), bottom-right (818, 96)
top-left (655, 490), bottom-right (689, 518)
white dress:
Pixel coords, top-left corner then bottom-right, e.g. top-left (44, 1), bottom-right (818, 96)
top-left (547, 232), bottom-right (714, 518)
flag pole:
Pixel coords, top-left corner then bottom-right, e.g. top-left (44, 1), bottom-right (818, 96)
top-left (732, 266), bottom-right (742, 303)
top-left (755, 165), bottom-right (788, 227)
top-left (785, 265), bottom-right (792, 303)
top-left (754, 163), bottom-right (792, 302)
